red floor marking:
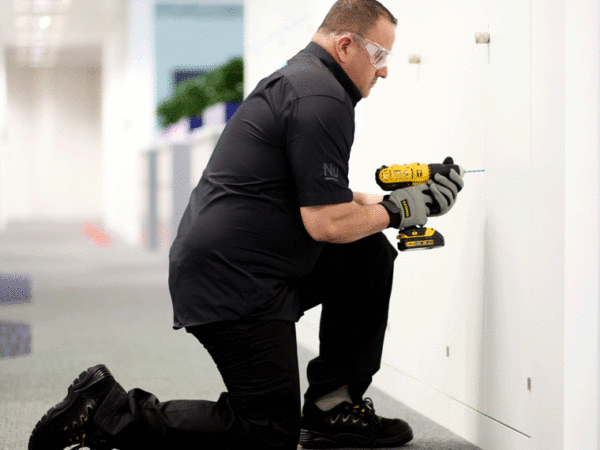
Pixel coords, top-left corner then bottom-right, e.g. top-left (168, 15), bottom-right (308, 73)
top-left (81, 222), bottom-right (113, 248)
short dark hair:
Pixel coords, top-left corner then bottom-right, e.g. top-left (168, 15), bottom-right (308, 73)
top-left (318, 0), bottom-right (398, 36)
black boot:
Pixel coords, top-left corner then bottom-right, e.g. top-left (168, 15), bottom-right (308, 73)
top-left (300, 397), bottom-right (413, 448)
top-left (29, 365), bottom-right (117, 450)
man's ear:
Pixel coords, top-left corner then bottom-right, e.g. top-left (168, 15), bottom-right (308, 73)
top-left (335, 35), bottom-right (352, 64)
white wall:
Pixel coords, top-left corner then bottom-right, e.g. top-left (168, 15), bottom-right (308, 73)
top-left (352, 0), bottom-right (542, 445)
top-left (245, 1), bottom-right (599, 449)
top-left (564, 0), bottom-right (600, 448)
top-left (527, 1), bottom-right (565, 448)
top-left (244, 0), bottom-right (331, 96)
top-left (3, 61), bottom-right (103, 223)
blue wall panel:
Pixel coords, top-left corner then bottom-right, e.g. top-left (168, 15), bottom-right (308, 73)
top-left (155, 3), bottom-right (244, 106)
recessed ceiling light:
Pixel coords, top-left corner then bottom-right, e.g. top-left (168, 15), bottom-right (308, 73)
top-left (39, 15), bottom-right (51, 29)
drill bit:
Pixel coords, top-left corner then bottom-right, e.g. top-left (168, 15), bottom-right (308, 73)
top-left (465, 169), bottom-right (485, 173)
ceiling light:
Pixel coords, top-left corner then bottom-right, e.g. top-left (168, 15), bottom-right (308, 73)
top-left (39, 15), bottom-right (51, 29)
top-left (11, 0), bottom-right (72, 68)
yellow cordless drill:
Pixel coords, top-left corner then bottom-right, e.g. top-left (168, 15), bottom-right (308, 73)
top-left (375, 161), bottom-right (481, 251)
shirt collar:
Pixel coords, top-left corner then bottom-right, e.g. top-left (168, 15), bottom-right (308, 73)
top-left (304, 42), bottom-right (363, 106)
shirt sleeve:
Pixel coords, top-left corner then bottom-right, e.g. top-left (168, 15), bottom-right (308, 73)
top-left (286, 95), bottom-right (355, 207)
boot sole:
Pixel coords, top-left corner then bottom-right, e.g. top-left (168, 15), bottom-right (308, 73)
top-left (300, 427), bottom-right (414, 448)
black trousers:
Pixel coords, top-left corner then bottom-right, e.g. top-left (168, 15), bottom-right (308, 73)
top-left (93, 232), bottom-right (397, 449)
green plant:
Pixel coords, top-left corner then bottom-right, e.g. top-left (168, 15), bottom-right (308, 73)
top-left (157, 57), bottom-right (244, 127)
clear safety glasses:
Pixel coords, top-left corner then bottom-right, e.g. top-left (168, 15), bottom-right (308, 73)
top-left (347, 32), bottom-right (393, 70)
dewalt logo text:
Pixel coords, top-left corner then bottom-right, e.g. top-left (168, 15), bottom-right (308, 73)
top-left (401, 200), bottom-right (411, 218)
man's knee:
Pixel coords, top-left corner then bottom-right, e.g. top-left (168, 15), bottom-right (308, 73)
top-left (356, 231), bottom-right (397, 275)
top-left (331, 232), bottom-right (397, 288)
top-left (324, 230), bottom-right (394, 268)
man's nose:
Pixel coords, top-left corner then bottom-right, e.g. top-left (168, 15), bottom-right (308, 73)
top-left (376, 66), bottom-right (388, 78)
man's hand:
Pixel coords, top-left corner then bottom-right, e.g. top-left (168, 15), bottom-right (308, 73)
top-left (427, 169), bottom-right (464, 216)
top-left (379, 185), bottom-right (432, 229)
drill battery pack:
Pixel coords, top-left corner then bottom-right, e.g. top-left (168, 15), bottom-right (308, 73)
top-left (397, 227), bottom-right (445, 251)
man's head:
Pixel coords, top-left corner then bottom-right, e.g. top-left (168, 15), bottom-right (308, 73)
top-left (313, 0), bottom-right (397, 98)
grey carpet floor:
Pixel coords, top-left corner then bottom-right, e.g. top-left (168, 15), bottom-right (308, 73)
top-left (0, 221), bottom-right (481, 450)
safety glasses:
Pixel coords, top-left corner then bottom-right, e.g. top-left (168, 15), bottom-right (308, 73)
top-left (346, 32), bottom-right (393, 70)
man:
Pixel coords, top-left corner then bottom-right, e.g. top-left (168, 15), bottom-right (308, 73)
top-left (29, 1), bottom-right (463, 449)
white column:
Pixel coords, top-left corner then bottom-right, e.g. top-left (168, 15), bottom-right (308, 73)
top-left (565, 1), bottom-right (600, 448)
top-left (102, 2), bottom-right (128, 242)
top-left (124, 0), bottom-right (157, 150)
top-left (102, 0), bottom-right (156, 245)
top-left (0, 40), bottom-right (7, 230)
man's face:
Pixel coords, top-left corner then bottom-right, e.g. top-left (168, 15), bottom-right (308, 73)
top-left (344, 18), bottom-right (396, 98)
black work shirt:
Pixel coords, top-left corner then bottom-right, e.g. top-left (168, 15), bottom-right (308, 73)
top-left (168, 42), bottom-right (362, 329)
